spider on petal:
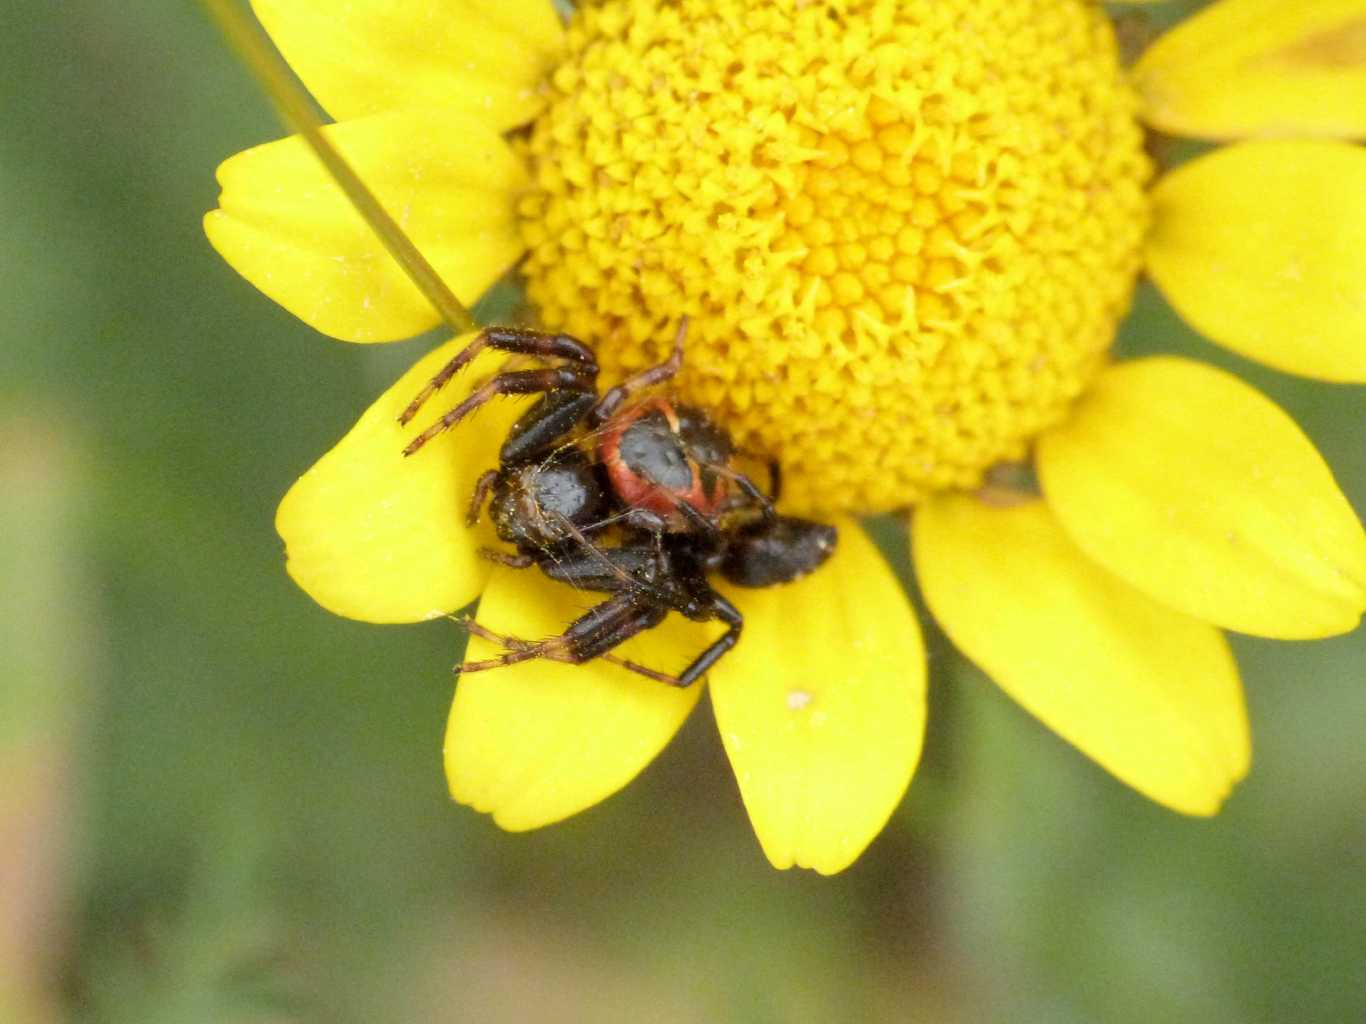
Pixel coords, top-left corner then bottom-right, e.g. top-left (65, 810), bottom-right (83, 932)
top-left (396, 317), bottom-right (837, 686)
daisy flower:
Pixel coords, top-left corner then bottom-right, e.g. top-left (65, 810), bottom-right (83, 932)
top-left (204, 0), bottom-right (1366, 874)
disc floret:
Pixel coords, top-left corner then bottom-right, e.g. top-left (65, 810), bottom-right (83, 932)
top-left (518, 0), bottom-right (1151, 515)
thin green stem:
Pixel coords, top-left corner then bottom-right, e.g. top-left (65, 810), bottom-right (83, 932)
top-left (200, 0), bottom-right (478, 336)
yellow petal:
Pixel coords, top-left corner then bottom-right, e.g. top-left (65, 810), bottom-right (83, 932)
top-left (913, 496), bottom-right (1250, 816)
top-left (251, 0), bottom-right (563, 129)
top-left (205, 108), bottom-right (527, 343)
top-left (445, 569), bottom-right (704, 831)
top-left (708, 521), bottom-right (926, 875)
top-left (276, 336), bottom-right (524, 623)
top-left (1134, 0), bottom-right (1366, 140)
top-left (1146, 141), bottom-right (1366, 382)
top-left (1038, 357), bottom-right (1366, 639)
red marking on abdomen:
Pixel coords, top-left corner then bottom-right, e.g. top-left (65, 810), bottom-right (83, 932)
top-left (598, 398), bottom-right (728, 522)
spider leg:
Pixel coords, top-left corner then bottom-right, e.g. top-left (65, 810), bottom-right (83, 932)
top-left (539, 511), bottom-right (664, 596)
top-left (399, 326), bottom-right (598, 426)
top-left (458, 590), bottom-right (667, 675)
top-left (611, 507), bottom-right (671, 536)
top-left (600, 588), bottom-right (744, 688)
top-left (463, 618), bottom-right (536, 651)
top-left (730, 451), bottom-right (783, 504)
top-left (725, 468), bottom-right (778, 524)
top-left (478, 547), bottom-right (535, 569)
top-left (599, 652), bottom-right (687, 686)
top-left (475, 510), bottom-right (671, 606)
top-left (674, 499), bottom-right (725, 544)
top-left (459, 531), bottom-right (744, 686)
top-left (403, 366), bottom-right (595, 457)
top-left (670, 590), bottom-right (743, 687)
top-left (466, 468), bottom-right (499, 526)
top-left (589, 317), bottom-right (688, 425)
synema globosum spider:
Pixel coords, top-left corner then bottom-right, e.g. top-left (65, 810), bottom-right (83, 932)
top-left (398, 319), bottom-right (838, 686)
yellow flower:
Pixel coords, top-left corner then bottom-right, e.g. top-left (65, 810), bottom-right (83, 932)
top-left (205, 0), bottom-right (1366, 873)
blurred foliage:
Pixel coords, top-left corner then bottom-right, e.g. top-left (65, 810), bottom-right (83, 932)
top-left (1, 1), bottom-right (1362, 1021)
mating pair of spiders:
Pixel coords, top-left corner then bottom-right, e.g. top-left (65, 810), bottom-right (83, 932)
top-left (399, 319), bottom-right (838, 687)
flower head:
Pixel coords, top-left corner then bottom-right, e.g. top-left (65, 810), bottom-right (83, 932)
top-left (518, 0), bottom-right (1150, 515)
top-left (206, 0), bottom-right (1366, 873)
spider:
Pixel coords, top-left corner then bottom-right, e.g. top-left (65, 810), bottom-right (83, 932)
top-left (398, 319), bottom-right (838, 687)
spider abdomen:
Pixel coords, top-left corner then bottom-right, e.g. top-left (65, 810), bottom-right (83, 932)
top-left (599, 398), bottom-right (729, 524)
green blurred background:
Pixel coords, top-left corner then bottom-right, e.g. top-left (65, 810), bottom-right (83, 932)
top-left (2, 2), bottom-right (1363, 1021)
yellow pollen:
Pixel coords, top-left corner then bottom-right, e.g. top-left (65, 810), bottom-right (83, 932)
top-left (518, 0), bottom-right (1151, 516)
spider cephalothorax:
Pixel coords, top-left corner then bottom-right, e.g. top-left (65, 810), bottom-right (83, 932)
top-left (398, 320), bottom-right (837, 686)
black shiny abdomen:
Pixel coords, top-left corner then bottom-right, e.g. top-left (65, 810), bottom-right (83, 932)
top-left (618, 410), bottom-right (692, 490)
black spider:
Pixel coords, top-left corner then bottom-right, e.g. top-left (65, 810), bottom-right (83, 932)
top-left (398, 320), bottom-right (837, 686)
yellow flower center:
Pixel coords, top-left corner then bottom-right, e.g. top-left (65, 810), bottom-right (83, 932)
top-left (517, 0), bottom-right (1151, 516)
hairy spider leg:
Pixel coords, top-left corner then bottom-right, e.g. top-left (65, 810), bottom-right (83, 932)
top-left (536, 510), bottom-right (669, 599)
top-left (461, 618), bottom-right (536, 652)
top-left (459, 590), bottom-right (668, 675)
top-left (537, 543), bottom-right (662, 593)
top-left (595, 653), bottom-right (686, 685)
top-left (667, 590), bottom-right (743, 688)
top-left (465, 468), bottom-right (500, 526)
top-left (402, 366), bottom-right (596, 457)
top-left (478, 547), bottom-right (535, 569)
top-left (398, 326), bottom-right (599, 427)
top-left (729, 452), bottom-right (782, 503)
top-left (674, 498), bottom-right (726, 544)
top-left (460, 585), bottom-right (742, 688)
top-left (746, 457), bottom-right (782, 504)
top-left (733, 472), bottom-right (777, 520)
top-left (703, 464), bottom-right (779, 527)
top-left (587, 583), bottom-right (748, 687)
top-left (765, 459), bottom-right (782, 503)
top-left (588, 317), bottom-right (688, 426)
top-left (474, 505), bottom-right (672, 602)
top-left (462, 511), bottom-right (746, 686)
